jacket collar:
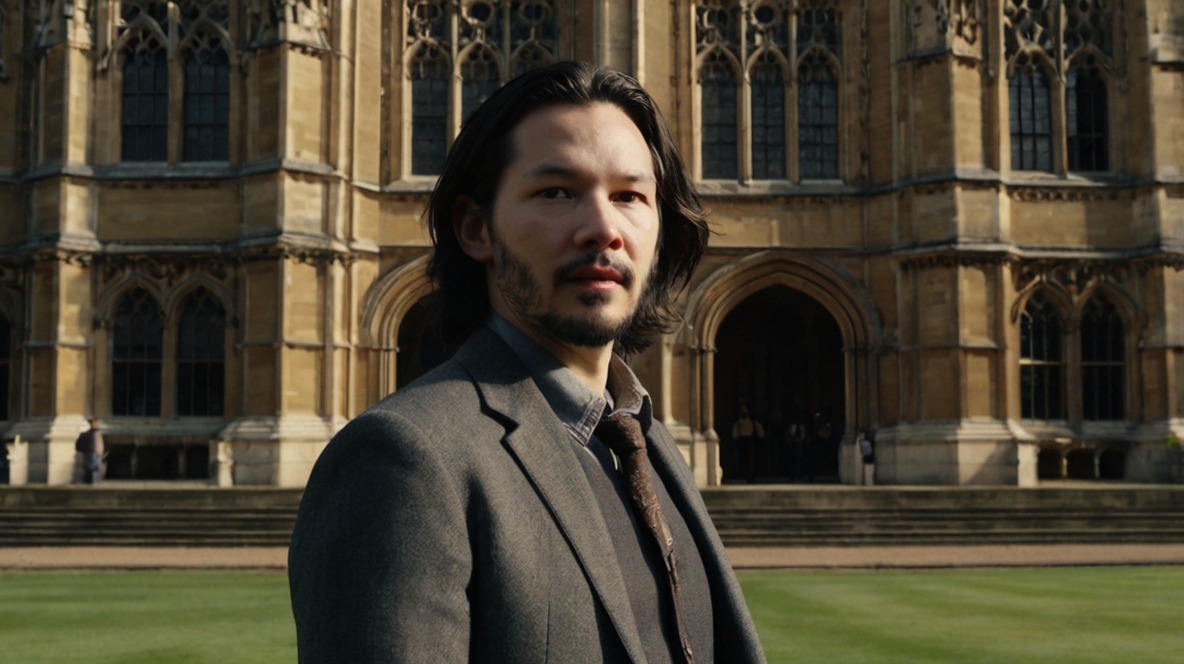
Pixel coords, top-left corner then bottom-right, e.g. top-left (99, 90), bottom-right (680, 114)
top-left (454, 326), bottom-right (648, 664)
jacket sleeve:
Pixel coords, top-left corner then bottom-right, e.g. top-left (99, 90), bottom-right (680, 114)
top-left (288, 409), bottom-right (473, 663)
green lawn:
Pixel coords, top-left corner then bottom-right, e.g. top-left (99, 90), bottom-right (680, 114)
top-left (740, 566), bottom-right (1184, 664)
top-left (0, 567), bottom-right (1181, 663)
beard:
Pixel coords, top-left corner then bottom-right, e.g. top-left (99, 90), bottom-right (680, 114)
top-left (491, 235), bottom-right (647, 350)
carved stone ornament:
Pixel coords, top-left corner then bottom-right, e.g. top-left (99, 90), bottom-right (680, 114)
top-left (34, 0), bottom-right (95, 49)
top-left (898, 250), bottom-right (1011, 272)
top-left (1012, 259), bottom-right (1129, 292)
top-left (906, 0), bottom-right (981, 58)
top-left (248, 0), bottom-right (331, 50)
top-left (1008, 186), bottom-right (1125, 203)
top-left (98, 254), bottom-right (236, 289)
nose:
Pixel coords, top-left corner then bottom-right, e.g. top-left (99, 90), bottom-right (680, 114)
top-left (572, 195), bottom-right (625, 252)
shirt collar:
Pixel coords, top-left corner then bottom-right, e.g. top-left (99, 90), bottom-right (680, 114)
top-left (486, 313), bottom-right (652, 445)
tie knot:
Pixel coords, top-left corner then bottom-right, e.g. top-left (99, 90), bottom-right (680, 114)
top-left (594, 412), bottom-right (645, 457)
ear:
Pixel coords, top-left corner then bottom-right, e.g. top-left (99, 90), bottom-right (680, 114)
top-left (453, 196), bottom-right (494, 263)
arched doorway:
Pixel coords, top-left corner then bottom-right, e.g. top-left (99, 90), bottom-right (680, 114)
top-left (714, 285), bottom-right (845, 483)
top-left (394, 295), bottom-right (455, 390)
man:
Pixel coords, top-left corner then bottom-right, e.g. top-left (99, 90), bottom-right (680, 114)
top-left (730, 405), bottom-right (765, 484)
top-left (289, 62), bottom-right (765, 663)
top-left (74, 418), bottom-right (103, 485)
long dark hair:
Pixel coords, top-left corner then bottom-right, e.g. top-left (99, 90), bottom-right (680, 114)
top-left (425, 61), bottom-right (709, 355)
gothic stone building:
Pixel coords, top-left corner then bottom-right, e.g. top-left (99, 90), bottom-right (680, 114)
top-left (1, 0), bottom-right (1182, 487)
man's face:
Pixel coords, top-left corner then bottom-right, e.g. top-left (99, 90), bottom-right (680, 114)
top-left (476, 102), bottom-right (661, 350)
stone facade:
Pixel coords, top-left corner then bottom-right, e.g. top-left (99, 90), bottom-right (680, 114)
top-left (0, 0), bottom-right (1181, 487)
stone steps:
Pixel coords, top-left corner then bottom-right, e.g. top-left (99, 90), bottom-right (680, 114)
top-left (702, 486), bottom-right (1184, 547)
top-left (2, 485), bottom-right (1183, 548)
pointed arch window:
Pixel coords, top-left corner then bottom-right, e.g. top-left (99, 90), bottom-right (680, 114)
top-left (403, 0), bottom-right (563, 176)
top-left (118, 0), bottom-right (234, 164)
top-left (1080, 296), bottom-right (1124, 421)
top-left (122, 40), bottom-right (170, 162)
top-left (183, 35), bottom-right (231, 162)
top-left (798, 51), bottom-right (839, 180)
top-left (112, 289), bottom-right (164, 417)
top-left (750, 53), bottom-right (786, 180)
top-left (460, 48), bottom-right (501, 123)
top-left (1005, 0), bottom-right (1114, 174)
top-left (0, 313), bottom-right (10, 421)
top-left (176, 288), bottom-right (226, 416)
top-left (700, 53), bottom-right (739, 180)
top-left (1020, 293), bottom-right (1065, 420)
top-left (410, 46), bottom-right (450, 176)
top-left (1067, 59), bottom-right (1109, 172)
top-left (1009, 54), bottom-right (1053, 172)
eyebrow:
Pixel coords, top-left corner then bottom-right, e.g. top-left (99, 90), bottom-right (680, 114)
top-left (522, 163), bottom-right (657, 186)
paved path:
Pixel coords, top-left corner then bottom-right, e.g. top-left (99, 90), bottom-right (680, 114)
top-left (3, 544), bottom-right (1183, 570)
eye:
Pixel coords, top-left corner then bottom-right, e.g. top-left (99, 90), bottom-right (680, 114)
top-left (540, 187), bottom-right (571, 199)
top-left (614, 191), bottom-right (645, 205)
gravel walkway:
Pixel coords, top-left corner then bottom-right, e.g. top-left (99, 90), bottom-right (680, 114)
top-left (3, 544), bottom-right (1183, 570)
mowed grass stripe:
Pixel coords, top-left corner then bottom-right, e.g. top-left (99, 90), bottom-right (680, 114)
top-left (739, 566), bottom-right (1184, 664)
top-left (0, 571), bottom-right (296, 664)
top-left (1, 567), bottom-right (1182, 663)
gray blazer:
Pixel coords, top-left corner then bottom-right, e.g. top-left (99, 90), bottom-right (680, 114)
top-left (289, 326), bottom-right (766, 663)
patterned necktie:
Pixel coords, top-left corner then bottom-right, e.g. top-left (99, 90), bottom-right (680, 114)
top-left (594, 412), bottom-right (694, 664)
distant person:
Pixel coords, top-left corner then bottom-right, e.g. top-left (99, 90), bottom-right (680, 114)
top-left (785, 423), bottom-right (805, 480)
top-left (731, 405), bottom-right (765, 483)
top-left (857, 430), bottom-right (875, 486)
top-left (74, 419), bottom-right (104, 485)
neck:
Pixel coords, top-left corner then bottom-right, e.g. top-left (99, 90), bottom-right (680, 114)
top-left (493, 306), bottom-right (614, 393)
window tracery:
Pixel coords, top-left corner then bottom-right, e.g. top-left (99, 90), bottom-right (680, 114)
top-left (112, 289), bottom-right (164, 417)
top-left (694, 0), bottom-right (841, 183)
top-left (403, 0), bottom-right (559, 176)
top-left (1004, 0), bottom-right (1115, 173)
top-left (116, 0), bottom-right (233, 163)
top-left (1019, 293), bottom-right (1065, 421)
top-left (247, 0), bottom-right (331, 49)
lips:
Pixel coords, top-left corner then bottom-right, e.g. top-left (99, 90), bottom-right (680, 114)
top-left (567, 265), bottom-right (624, 284)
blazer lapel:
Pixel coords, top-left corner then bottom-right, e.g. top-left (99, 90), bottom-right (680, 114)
top-left (645, 424), bottom-right (743, 606)
top-left (454, 328), bottom-right (648, 664)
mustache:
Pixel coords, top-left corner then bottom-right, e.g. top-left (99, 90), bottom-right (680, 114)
top-left (553, 253), bottom-right (635, 289)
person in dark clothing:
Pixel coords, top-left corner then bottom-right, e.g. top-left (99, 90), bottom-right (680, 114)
top-left (74, 418), bottom-right (104, 484)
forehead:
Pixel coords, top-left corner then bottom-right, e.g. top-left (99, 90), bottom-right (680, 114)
top-left (506, 102), bottom-right (655, 176)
